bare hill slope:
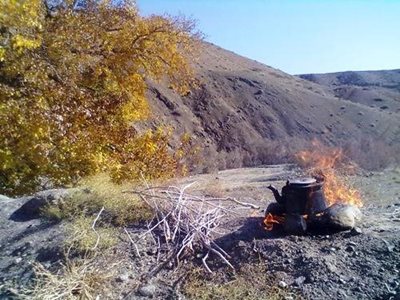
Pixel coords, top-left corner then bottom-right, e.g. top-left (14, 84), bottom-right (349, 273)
top-left (141, 43), bottom-right (400, 170)
top-left (299, 69), bottom-right (400, 114)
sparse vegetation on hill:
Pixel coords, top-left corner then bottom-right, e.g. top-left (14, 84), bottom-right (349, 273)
top-left (142, 44), bottom-right (400, 174)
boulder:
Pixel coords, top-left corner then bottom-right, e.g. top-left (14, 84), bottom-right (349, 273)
top-left (10, 189), bottom-right (73, 221)
top-left (325, 203), bottom-right (362, 230)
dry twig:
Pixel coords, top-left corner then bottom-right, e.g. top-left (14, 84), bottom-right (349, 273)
top-left (126, 183), bottom-right (245, 273)
top-left (124, 227), bottom-right (141, 257)
top-left (91, 207), bottom-right (105, 251)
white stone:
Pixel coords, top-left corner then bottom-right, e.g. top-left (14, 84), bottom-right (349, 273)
top-left (279, 281), bottom-right (287, 288)
top-left (326, 203), bottom-right (362, 230)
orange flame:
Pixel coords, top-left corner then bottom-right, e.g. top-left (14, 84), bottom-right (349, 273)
top-left (263, 213), bottom-right (285, 231)
top-left (295, 140), bottom-right (363, 207)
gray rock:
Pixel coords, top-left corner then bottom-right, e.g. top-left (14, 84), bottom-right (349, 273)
top-left (325, 261), bottom-right (337, 273)
top-left (278, 280), bottom-right (287, 288)
top-left (325, 203), bottom-right (362, 230)
top-left (0, 194), bottom-right (11, 201)
top-left (238, 240), bottom-right (246, 247)
top-left (351, 227), bottom-right (363, 235)
top-left (116, 273), bottom-right (130, 283)
top-left (14, 257), bottom-right (22, 264)
top-left (138, 284), bottom-right (157, 298)
top-left (10, 189), bottom-right (73, 221)
top-left (339, 290), bottom-right (348, 298)
top-left (385, 243), bottom-right (395, 253)
top-left (294, 276), bottom-right (306, 286)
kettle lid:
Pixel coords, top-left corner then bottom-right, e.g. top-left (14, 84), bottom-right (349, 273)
top-left (289, 177), bottom-right (317, 186)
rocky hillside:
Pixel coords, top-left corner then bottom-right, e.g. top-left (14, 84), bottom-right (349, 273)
top-left (299, 69), bottom-right (400, 116)
top-left (141, 43), bottom-right (400, 171)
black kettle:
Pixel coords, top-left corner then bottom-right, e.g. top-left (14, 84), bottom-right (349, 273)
top-left (267, 177), bottom-right (327, 215)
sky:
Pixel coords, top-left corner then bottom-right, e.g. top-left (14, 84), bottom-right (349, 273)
top-left (137, 0), bottom-right (400, 75)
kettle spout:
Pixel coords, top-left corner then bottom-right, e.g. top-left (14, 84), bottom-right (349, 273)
top-left (267, 185), bottom-right (283, 204)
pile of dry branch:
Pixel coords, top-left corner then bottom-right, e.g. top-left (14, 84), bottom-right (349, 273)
top-left (126, 182), bottom-right (259, 274)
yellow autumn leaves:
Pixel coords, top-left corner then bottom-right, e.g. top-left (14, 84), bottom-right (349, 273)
top-left (0, 0), bottom-right (199, 195)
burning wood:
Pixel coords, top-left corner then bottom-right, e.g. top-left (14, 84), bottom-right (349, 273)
top-left (264, 142), bottom-right (363, 234)
top-left (296, 140), bottom-right (363, 208)
top-left (264, 213), bottom-right (285, 231)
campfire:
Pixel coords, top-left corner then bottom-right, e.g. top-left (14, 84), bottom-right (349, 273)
top-left (263, 143), bottom-right (363, 235)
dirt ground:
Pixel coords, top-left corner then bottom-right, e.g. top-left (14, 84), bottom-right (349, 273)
top-left (0, 165), bottom-right (399, 299)
top-left (173, 165), bottom-right (400, 300)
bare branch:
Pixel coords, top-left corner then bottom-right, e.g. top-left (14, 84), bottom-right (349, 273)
top-left (131, 183), bottom-right (237, 274)
top-left (91, 207), bottom-right (105, 251)
top-left (124, 227), bottom-right (141, 257)
top-left (202, 251), bottom-right (212, 273)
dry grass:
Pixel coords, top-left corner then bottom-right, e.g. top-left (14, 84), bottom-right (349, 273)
top-left (41, 173), bottom-right (153, 226)
top-left (202, 180), bottom-right (227, 198)
top-left (23, 257), bottom-right (117, 300)
top-left (22, 175), bottom-right (142, 298)
top-left (182, 263), bottom-right (301, 300)
top-left (40, 174), bottom-right (155, 254)
top-left (64, 215), bottom-right (118, 253)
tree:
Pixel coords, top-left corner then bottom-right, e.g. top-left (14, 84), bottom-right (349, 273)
top-left (0, 0), bottom-right (199, 196)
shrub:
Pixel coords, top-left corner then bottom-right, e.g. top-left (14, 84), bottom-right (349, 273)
top-left (41, 173), bottom-right (153, 226)
top-left (24, 256), bottom-right (117, 300)
top-left (342, 137), bottom-right (400, 171)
